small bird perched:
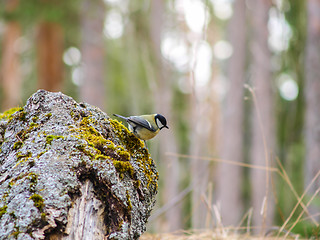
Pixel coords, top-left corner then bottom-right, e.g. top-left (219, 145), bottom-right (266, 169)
top-left (113, 113), bottom-right (169, 141)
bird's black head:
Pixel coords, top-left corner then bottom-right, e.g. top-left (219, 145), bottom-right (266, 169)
top-left (155, 114), bottom-right (169, 130)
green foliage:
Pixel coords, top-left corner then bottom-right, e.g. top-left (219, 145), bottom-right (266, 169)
top-left (292, 222), bottom-right (320, 238)
top-left (1, 0), bottom-right (80, 25)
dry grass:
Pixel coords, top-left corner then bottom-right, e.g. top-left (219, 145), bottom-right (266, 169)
top-left (158, 152), bottom-right (320, 239)
top-left (140, 229), bottom-right (301, 240)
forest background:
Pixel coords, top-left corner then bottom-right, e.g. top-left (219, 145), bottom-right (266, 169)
top-left (0, 0), bottom-right (320, 238)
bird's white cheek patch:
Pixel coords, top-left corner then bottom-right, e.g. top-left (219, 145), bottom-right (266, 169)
top-left (156, 118), bottom-right (162, 129)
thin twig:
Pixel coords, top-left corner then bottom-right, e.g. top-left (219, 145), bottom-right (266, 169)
top-left (166, 152), bottom-right (278, 172)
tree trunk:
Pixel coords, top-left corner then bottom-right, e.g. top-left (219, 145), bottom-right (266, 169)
top-left (150, 0), bottom-right (182, 231)
top-left (249, 0), bottom-right (275, 234)
top-left (0, 90), bottom-right (158, 239)
top-left (215, 0), bottom-right (246, 226)
top-left (37, 22), bottom-right (64, 92)
top-left (190, 97), bottom-right (218, 229)
top-left (80, 0), bottom-right (106, 110)
top-left (0, 0), bottom-right (21, 110)
top-left (304, 0), bottom-right (320, 219)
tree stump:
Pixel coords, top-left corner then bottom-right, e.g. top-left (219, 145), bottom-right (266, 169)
top-left (0, 90), bottom-right (158, 240)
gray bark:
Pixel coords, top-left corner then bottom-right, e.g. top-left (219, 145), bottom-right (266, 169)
top-left (0, 90), bottom-right (158, 239)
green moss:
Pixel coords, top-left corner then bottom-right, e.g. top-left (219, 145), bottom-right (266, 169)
top-left (32, 116), bottom-right (39, 122)
top-left (0, 205), bottom-right (7, 218)
top-left (9, 211), bottom-right (16, 219)
top-left (16, 129), bottom-right (27, 142)
top-left (18, 111), bottom-right (27, 122)
top-left (17, 151), bottom-right (32, 160)
top-left (109, 119), bottom-right (158, 188)
top-left (15, 118), bottom-right (40, 145)
top-left (133, 179), bottom-right (141, 189)
top-left (28, 172), bottom-right (38, 193)
top-left (75, 144), bottom-right (96, 158)
top-left (13, 141), bottom-right (23, 150)
top-left (8, 173), bottom-right (28, 188)
top-left (71, 117), bottom-right (132, 163)
top-left (11, 226), bottom-right (20, 239)
top-left (46, 135), bottom-right (64, 145)
top-left (30, 122), bottom-right (39, 128)
top-left (109, 119), bottom-right (144, 153)
top-left (15, 151), bottom-right (32, 168)
top-left (45, 113), bottom-right (52, 118)
top-left (37, 151), bottom-right (46, 158)
top-left (94, 154), bottom-right (109, 160)
top-left (8, 180), bottom-right (15, 188)
top-left (30, 194), bottom-right (44, 212)
top-left (41, 212), bottom-right (46, 221)
top-left (113, 160), bottom-right (135, 179)
top-left (0, 107), bottom-right (22, 121)
top-left (28, 172), bottom-right (38, 183)
top-left (116, 148), bottom-right (130, 161)
top-left (126, 190), bottom-right (132, 211)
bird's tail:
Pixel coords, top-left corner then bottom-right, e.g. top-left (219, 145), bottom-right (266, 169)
top-left (113, 114), bottom-right (127, 120)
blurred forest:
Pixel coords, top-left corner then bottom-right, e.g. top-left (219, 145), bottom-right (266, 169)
top-left (0, 0), bottom-right (320, 237)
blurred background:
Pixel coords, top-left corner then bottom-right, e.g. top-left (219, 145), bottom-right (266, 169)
top-left (0, 0), bottom-right (319, 237)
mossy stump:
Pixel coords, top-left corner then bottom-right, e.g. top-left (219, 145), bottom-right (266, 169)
top-left (0, 90), bottom-right (158, 240)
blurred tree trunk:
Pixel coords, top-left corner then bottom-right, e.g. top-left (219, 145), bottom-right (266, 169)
top-left (249, 0), bottom-right (275, 234)
top-left (80, 0), bottom-right (106, 110)
top-left (150, 0), bottom-right (182, 231)
top-left (0, 0), bottom-right (21, 110)
top-left (37, 22), bottom-right (64, 92)
top-left (215, 0), bottom-right (246, 226)
top-left (190, 100), bottom-right (215, 229)
top-left (304, 0), bottom-right (320, 219)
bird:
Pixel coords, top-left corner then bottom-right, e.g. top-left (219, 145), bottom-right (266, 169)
top-left (113, 113), bottom-right (169, 142)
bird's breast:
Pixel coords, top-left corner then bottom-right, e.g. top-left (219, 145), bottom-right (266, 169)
top-left (135, 127), bottom-right (160, 140)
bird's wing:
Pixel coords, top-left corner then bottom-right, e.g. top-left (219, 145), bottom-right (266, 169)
top-left (127, 116), bottom-right (156, 132)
